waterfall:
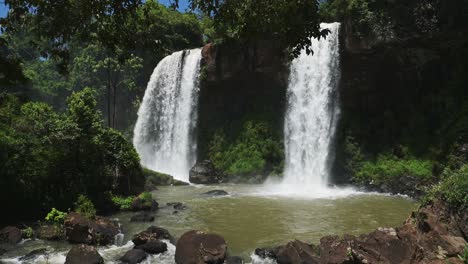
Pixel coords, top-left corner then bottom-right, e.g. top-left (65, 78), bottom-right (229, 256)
top-left (133, 48), bottom-right (201, 182)
top-left (282, 23), bottom-right (341, 188)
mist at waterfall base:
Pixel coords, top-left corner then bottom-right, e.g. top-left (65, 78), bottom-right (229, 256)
top-left (259, 23), bottom-right (360, 198)
top-left (133, 48), bottom-right (201, 182)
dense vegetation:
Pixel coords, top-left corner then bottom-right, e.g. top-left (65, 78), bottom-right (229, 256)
top-left (208, 121), bottom-right (283, 180)
top-left (0, 88), bottom-right (144, 224)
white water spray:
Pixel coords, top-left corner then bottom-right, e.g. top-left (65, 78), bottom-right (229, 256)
top-left (261, 23), bottom-right (346, 197)
top-left (133, 49), bottom-right (202, 182)
top-left (282, 22), bottom-right (341, 188)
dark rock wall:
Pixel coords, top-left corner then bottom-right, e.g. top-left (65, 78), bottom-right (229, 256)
top-left (332, 1), bottom-right (468, 183)
top-left (196, 41), bottom-right (289, 162)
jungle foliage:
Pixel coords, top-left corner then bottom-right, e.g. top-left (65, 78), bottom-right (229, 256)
top-left (0, 89), bottom-right (144, 225)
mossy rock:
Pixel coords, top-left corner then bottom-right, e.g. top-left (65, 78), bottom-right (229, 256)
top-left (143, 168), bottom-right (188, 190)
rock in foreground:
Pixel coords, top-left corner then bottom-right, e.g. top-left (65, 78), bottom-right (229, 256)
top-left (65, 244), bottom-right (103, 264)
top-left (120, 249), bottom-right (147, 264)
top-left (189, 160), bottom-right (222, 184)
top-left (175, 230), bottom-right (227, 264)
top-left (64, 212), bottom-right (119, 245)
top-left (134, 240), bottom-right (168, 254)
top-left (0, 226), bottom-right (22, 244)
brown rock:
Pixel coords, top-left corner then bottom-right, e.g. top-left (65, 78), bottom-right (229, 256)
top-left (0, 226), bottom-right (22, 244)
top-left (132, 226), bottom-right (175, 245)
top-left (175, 230), bottom-right (227, 264)
top-left (65, 244), bottom-right (103, 264)
top-left (64, 212), bottom-right (119, 245)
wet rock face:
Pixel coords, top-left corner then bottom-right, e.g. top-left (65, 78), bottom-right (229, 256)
top-left (175, 230), bottom-right (227, 264)
top-left (65, 244), bottom-right (104, 264)
top-left (134, 240), bottom-right (168, 254)
top-left (189, 160), bottom-right (222, 184)
top-left (132, 226), bottom-right (175, 245)
top-left (120, 249), bottom-right (147, 264)
top-left (254, 200), bottom-right (467, 264)
top-left (64, 212), bottom-right (119, 245)
top-left (0, 226), bottom-right (22, 244)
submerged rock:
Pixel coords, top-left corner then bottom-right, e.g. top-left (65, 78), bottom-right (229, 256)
top-left (0, 226), bottom-right (22, 244)
top-left (65, 244), bottom-right (103, 264)
top-left (64, 212), bottom-right (119, 245)
top-left (189, 160), bottom-right (222, 184)
top-left (167, 202), bottom-right (186, 210)
top-left (202, 190), bottom-right (229, 196)
top-left (134, 240), bottom-right (168, 254)
top-left (132, 226), bottom-right (175, 245)
top-left (120, 249), bottom-right (147, 264)
top-left (19, 248), bottom-right (47, 261)
top-left (175, 230), bottom-right (227, 264)
top-left (130, 212), bottom-right (155, 222)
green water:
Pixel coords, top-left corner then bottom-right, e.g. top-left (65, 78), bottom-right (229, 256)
top-left (115, 184), bottom-right (416, 259)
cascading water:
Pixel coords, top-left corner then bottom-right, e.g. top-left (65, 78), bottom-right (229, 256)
top-left (133, 48), bottom-right (201, 182)
top-left (280, 23), bottom-right (341, 192)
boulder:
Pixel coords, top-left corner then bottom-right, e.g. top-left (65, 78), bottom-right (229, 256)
top-left (130, 212), bottom-right (155, 222)
top-left (133, 226), bottom-right (175, 245)
top-left (65, 244), bottom-right (104, 264)
top-left (202, 190), bottom-right (229, 196)
top-left (64, 212), bottom-right (119, 245)
top-left (131, 198), bottom-right (159, 211)
top-left (175, 230), bottom-right (227, 264)
top-left (37, 225), bottom-right (63, 241)
top-left (134, 240), bottom-right (168, 254)
top-left (189, 160), bottom-right (222, 184)
top-left (93, 216), bottom-right (120, 245)
top-left (120, 249), bottom-right (147, 264)
top-left (255, 240), bottom-right (319, 264)
top-left (0, 226), bottom-right (22, 244)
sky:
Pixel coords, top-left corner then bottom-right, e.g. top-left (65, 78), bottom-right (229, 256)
top-left (0, 0), bottom-right (192, 18)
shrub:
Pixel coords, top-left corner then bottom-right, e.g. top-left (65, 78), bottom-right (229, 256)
top-left (354, 154), bottom-right (433, 184)
top-left (74, 195), bottom-right (96, 219)
top-left (426, 165), bottom-right (468, 210)
top-left (111, 195), bottom-right (134, 210)
top-left (138, 192), bottom-right (153, 207)
top-left (459, 244), bottom-right (468, 264)
top-left (22, 227), bottom-right (34, 239)
top-left (45, 208), bottom-right (67, 225)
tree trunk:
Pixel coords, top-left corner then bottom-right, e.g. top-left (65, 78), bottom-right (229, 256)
top-left (106, 61), bottom-right (112, 127)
